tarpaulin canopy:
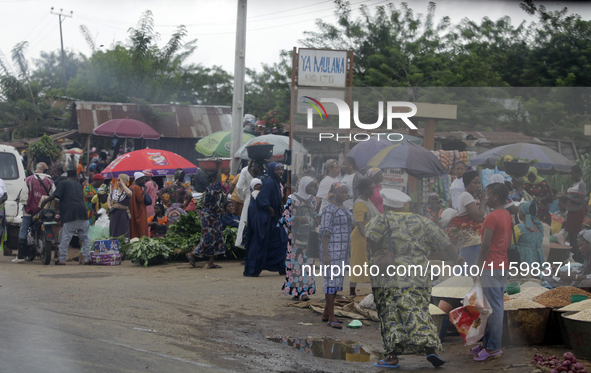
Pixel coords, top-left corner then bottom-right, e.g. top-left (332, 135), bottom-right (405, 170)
top-left (365, 141), bottom-right (447, 178)
top-left (92, 119), bottom-right (161, 140)
top-left (101, 149), bottom-right (196, 178)
top-left (470, 143), bottom-right (574, 174)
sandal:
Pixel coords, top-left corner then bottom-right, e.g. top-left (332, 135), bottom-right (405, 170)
top-left (426, 354), bottom-right (445, 367)
top-left (374, 356), bottom-right (399, 369)
top-left (474, 349), bottom-right (502, 361)
top-left (207, 264), bottom-right (222, 269)
top-left (186, 253), bottom-right (196, 268)
top-left (468, 345), bottom-right (483, 356)
top-left (300, 295), bottom-right (310, 301)
top-left (327, 321), bottom-right (342, 329)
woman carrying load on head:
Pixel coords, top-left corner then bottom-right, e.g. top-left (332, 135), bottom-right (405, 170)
top-left (157, 168), bottom-right (191, 225)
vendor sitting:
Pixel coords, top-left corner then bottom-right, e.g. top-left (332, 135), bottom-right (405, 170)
top-left (221, 201), bottom-right (240, 228)
top-left (559, 229), bottom-right (591, 291)
top-left (148, 204), bottom-right (168, 237)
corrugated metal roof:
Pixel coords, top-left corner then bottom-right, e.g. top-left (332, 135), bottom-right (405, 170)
top-left (74, 101), bottom-right (232, 138)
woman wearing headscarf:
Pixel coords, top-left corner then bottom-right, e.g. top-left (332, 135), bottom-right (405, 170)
top-left (558, 165), bottom-right (587, 262)
top-left (316, 159), bottom-right (341, 214)
top-left (84, 174), bottom-right (104, 224)
top-left (509, 177), bottom-right (532, 202)
top-left (319, 181), bottom-right (353, 328)
top-left (512, 201), bottom-right (544, 268)
top-left (142, 169), bottom-right (158, 218)
top-left (188, 160), bottom-right (225, 269)
top-left (158, 168), bottom-right (191, 225)
top-left (366, 167), bottom-right (384, 213)
top-left (340, 156), bottom-right (363, 211)
top-left (523, 167), bottom-right (553, 225)
top-left (446, 171), bottom-right (486, 265)
top-left (244, 162), bottom-right (288, 277)
top-left (279, 176), bottom-right (318, 301)
top-left (349, 178), bottom-right (380, 296)
top-left (235, 160), bottom-right (264, 249)
top-left (108, 174), bottom-right (132, 238)
top-left (365, 188), bottom-right (462, 368)
top-left (129, 172), bottom-right (149, 239)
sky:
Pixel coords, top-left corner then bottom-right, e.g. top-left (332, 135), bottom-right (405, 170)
top-left (1, 0), bottom-right (591, 75)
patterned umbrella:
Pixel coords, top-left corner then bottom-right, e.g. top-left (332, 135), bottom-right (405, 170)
top-left (470, 143), bottom-right (574, 174)
top-left (365, 141), bottom-right (447, 178)
top-left (195, 131), bottom-right (255, 157)
top-left (101, 149), bottom-right (197, 178)
top-left (92, 119), bottom-right (161, 139)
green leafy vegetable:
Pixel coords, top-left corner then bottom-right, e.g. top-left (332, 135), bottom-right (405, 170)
top-left (128, 237), bottom-right (173, 267)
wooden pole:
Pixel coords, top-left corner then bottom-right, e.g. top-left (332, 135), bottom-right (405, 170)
top-left (424, 118), bottom-right (436, 150)
top-left (345, 51), bottom-right (354, 153)
top-left (86, 134), bottom-right (91, 168)
top-left (287, 46), bottom-right (297, 198)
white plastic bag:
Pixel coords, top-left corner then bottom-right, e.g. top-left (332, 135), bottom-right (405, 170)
top-left (95, 208), bottom-right (110, 229)
top-left (359, 294), bottom-right (376, 311)
top-left (450, 279), bottom-right (492, 345)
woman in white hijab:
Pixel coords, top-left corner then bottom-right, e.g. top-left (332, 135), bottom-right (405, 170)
top-left (279, 176), bottom-right (319, 301)
top-left (235, 161), bottom-right (264, 248)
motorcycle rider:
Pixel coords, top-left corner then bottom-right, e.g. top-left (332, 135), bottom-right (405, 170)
top-left (14, 162), bottom-right (55, 263)
top-left (41, 170), bottom-right (92, 265)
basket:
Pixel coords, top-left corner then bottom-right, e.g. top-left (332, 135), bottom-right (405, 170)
top-left (503, 161), bottom-right (530, 177)
top-left (562, 311), bottom-right (591, 358)
top-left (246, 144), bottom-right (274, 160)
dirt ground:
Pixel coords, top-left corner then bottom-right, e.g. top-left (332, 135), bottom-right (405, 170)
top-left (1, 248), bottom-right (589, 373)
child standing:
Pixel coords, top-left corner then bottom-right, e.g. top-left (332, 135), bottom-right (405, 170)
top-left (470, 182), bottom-right (512, 361)
top-left (319, 182), bottom-right (353, 329)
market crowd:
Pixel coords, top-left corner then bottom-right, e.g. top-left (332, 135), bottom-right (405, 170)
top-left (6, 148), bottom-right (591, 370)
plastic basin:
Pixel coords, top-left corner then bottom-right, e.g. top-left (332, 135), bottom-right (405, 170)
top-left (198, 158), bottom-right (231, 173)
top-left (571, 295), bottom-right (588, 303)
top-left (506, 281), bottom-right (521, 295)
top-left (562, 312), bottom-right (591, 359)
top-left (246, 144), bottom-right (274, 160)
top-left (506, 308), bottom-right (551, 345)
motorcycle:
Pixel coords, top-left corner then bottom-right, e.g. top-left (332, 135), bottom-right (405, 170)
top-left (25, 209), bottom-right (60, 265)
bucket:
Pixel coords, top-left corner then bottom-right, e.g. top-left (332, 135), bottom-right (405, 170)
top-left (506, 308), bottom-right (551, 345)
top-left (246, 144), bottom-right (274, 160)
top-left (562, 312), bottom-right (591, 359)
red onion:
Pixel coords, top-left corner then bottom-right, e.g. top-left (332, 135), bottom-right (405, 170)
top-left (564, 352), bottom-right (575, 361)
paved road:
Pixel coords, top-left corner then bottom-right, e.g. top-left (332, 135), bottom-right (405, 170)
top-left (0, 263), bottom-right (225, 373)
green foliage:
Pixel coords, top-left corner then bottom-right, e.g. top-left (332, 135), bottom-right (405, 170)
top-left (546, 154), bottom-right (591, 193)
top-left (223, 227), bottom-right (239, 258)
top-left (29, 134), bottom-right (60, 157)
top-left (128, 236), bottom-right (173, 267)
top-left (161, 231), bottom-right (201, 255)
top-left (167, 211), bottom-right (201, 237)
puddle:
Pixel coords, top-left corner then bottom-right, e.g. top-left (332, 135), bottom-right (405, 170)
top-left (267, 337), bottom-right (375, 362)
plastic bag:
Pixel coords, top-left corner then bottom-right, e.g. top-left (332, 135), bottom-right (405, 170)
top-left (449, 279), bottom-right (492, 345)
top-left (359, 294), bottom-right (376, 311)
top-left (95, 208), bottom-right (110, 229)
top-left (89, 225), bottom-right (110, 243)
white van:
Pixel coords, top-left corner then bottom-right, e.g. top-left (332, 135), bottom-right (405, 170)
top-left (0, 145), bottom-right (27, 255)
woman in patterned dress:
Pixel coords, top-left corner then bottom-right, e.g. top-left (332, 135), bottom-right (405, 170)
top-left (157, 169), bottom-right (192, 225)
top-left (365, 188), bottom-right (462, 369)
top-left (187, 160), bottom-right (225, 269)
top-left (523, 167), bottom-right (553, 225)
top-left (280, 176), bottom-right (318, 301)
top-left (319, 182), bottom-right (353, 329)
top-left (512, 201), bottom-right (544, 269)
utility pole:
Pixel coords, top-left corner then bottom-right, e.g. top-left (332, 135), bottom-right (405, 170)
top-left (229, 0), bottom-right (247, 174)
top-left (50, 7), bottom-right (73, 89)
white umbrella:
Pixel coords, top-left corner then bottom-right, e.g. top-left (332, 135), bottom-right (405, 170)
top-left (234, 134), bottom-right (308, 160)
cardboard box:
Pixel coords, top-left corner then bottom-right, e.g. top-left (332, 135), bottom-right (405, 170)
top-left (93, 239), bottom-right (119, 253)
top-left (91, 252), bottom-right (121, 266)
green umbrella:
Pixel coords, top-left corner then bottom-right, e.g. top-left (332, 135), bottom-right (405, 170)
top-left (195, 131), bottom-right (256, 157)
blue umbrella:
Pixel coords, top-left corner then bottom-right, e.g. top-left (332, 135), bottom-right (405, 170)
top-left (348, 135), bottom-right (424, 170)
top-left (365, 141), bottom-right (447, 178)
top-left (470, 143), bottom-right (573, 174)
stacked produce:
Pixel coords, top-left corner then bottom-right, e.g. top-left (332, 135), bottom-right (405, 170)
top-left (531, 352), bottom-right (587, 373)
top-left (432, 276), bottom-right (473, 299)
top-left (162, 211), bottom-right (202, 255)
top-left (559, 299), bottom-right (591, 312)
top-left (533, 287), bottom-right (591, 308)
top-left (510, 281), bottom-right (550, 300)
top-left (128, 237), bottom-right (173, 267)
top-left (565, 308), bottom-right (591, 322)
top-left (504, 298), bottom-right (547, 310)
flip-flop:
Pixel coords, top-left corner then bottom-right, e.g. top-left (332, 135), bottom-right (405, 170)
top-left (186, 253), bottom-right (196, 268)
top-left (374, 360), bottom-right (399, 368)
top-left (468, 345), bottom-right (483, 356)
top-left (207, 264), bottom-right (222, 269)
top-left (327, 321), bottom-right (342, 329)
top-left (426, 354), bottom-right (446, 367)
top-left (474, 349), bottom-right (502, 361)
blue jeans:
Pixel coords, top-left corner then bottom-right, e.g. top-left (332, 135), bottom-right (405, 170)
top-left (59, 220), bottom-right (91, 263)
top-left (481, 269), bottom-right (509, 351)
top-left (18, 215), bottom-right (32, 241)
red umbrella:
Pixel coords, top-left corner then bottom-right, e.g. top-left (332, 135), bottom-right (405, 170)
top-left (101, 149), bottom-right (196, 178)
top-left (92, 119), bottom-right (161, 139)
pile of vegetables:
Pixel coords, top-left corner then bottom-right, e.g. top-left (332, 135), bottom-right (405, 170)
top-left (531, 352), bottom-right (587, 373)
top-left (128, 237), bottom-right (173, 267)
top-left (249, 141), bottom-right (271, 146)
top-left (162, 211), bottom-right (202, 255)
top-left (29, 134), bottom-right (61, 158)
